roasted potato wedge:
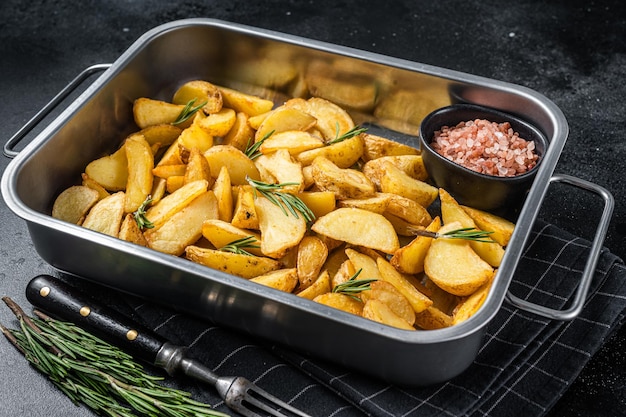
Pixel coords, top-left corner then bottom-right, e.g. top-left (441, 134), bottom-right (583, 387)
top-left (379, 161), bottom-right (438, 207)
top-left (145, 179), bottom-right (208, 229)
top-left (362, 299), bottom-right (415, 330)
top-left (81, 191), bottom-right (126, 237)
top-left (255, 195), bottom-right (307, 259)
top-left (311, 156), bottom-right (375, 200)
top-left (376, 257), bottom-right (432, 314)
top-left (118, 213), bottom-right (149, 247)
top-left (297, 270), bottom-right (332, 300)
top-left (185, 245), bottom-right (281, 279)
top-left (230, 185), bottom-right (259, 230)
top-left (124, 134), bottom-right (154, 213)
top-left (285, 97), bottom-right (355, 141)
top-left (203, 145), bottom-right (261, 185)
top-left (133, 98), bottom-right (187, 129)
top-left (297, 134), bottom-right (364, 168)
top-left (259, 130), bottom-right (324, 156)
top-left (218, 85), bottom-right (275, 116)
top-left (52, 185), bottom-right (100, 225)
top-left (250, 268), bottom-right (299, 292)
top-left (461, 205), bottom-right (515, 246)
top-left (84, 144), bottom-right (128, 191)
top-left (360, 280), bottom-right (416, 326)
top-left (201, 219), bottom-right (263, 256)
top-left (222, 111), bottom-right (255, 151)
top-left (296, 236), bottom-right (329, 290)
top-left (361, 133), bottom-right (420, 161)
top-left (172, 80), bottom-right (223, 114)
top-left (212, 166), bottom-right (233, 222)
top-left (391, 216), bottom-right (441, 274)
top-left (255, 106), bottom-right (317, 142)
top-left (313, 292), bottom-right (363, 316)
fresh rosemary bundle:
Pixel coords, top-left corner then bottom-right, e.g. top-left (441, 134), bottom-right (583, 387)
top-left (415, 227), bottom-right (496, 243)
top-left (218, 235), bottom-right (260, 256)
top-left (172, 98), bottom-right (207, 125)
top-left (332, 269), bottom-right (377, 301)
top-left (0, 297), bottom-right (229, 417)
top-left (133, 195), bottom-right (154, 230)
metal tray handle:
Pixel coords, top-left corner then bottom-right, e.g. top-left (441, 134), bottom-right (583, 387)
top-left (3, 64), bottom-right (111, 158)
top-left (506, 173), bottom-right (615, 320)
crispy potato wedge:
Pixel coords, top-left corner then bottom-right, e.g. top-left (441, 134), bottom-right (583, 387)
top-left (361, 133), bottom-right (420, 161)
top-left (218, 85), bottom-right (275, 116)
top-left (379, 161), bottom-right (438, 207)
top-left (138, 124), bottom-right (182, 148)
top-left (222, 111), bottom-right (255, 152)
top-left (185, 245), bottom-right (281, 279)
top-left (255, 106), bottom-right (317, 142)
top-left (254, 149), bottom-right (304, 194)
top-left (311, 156), bottom-right (375, 200)
top-left (313, 292), bottom-right (363, 316)
top-left (363, 299), bottom-right (415, 330)
top-left (384, 193), bottom-right (432, 226)
top-left (439, 189), bottom-right (505, 267)
top-left (337, 194), bottom-right (391, 214)
top-left (197, 107), bottom-right (236, 136)
top-left (212, 166), bottom-right (233, 222)
top-left (203, 145), bottom-right (261, 185)
top-left (391, 216), bottom-right (441, 274)
top-left (250, 268), bottom-right (299, 293)
top-left (297, 270), bottom-right (332, 300)
top-left (285, 97), bottom-right (355, 141)
top-left (172, 80), bottom-right (223, 114)
top-left (376, 257), bottom-right (432, 313)
top-left (296, 191), bottom-right (336, 218)
top-left (82, 191), bottom-right (126, 237)
top-left (259, 130), bottom-right (324, 155)
top-left (84, 144), bottom-right (128, 191)
top-left (150, 177), bottom-right (167, 204)
top-left (361, 280), bottom-right (416, 326)
top-left (296, 236), bottom-right (329, 290)
top-left (201, 219), bottom-right (262, 255)
top-left (166, 176), bottom-right (185, 193)
top-left (362, 155), bottom-right (429, 189)
top-left (152, 164), bottom-right (187, 179)
top-left (344, 248), bottom-right (383, 281)
top-left (178, 114), bottom-right (215, 153)
top-left (81, 173), bottom-right (110, 200)
top-left (133, 98), bottom-right (187, 129)
top-left (331, 259), bottom-right (356, 288)
top-left (124, 134), bottom-right (154, 213)
top-left (452, 275), bottom-right (494, 325)
top-left (231, 185), bottom-right (259, 230)
top-left (145, 179), bottom-right (208, 229)
top-left (312, 207), bottom-right (399, 254)
top-left (424, 221), bottom-right (495, 296)
top-left (297, 134), bottom-right (365, 168)
top-left (118, 213), bottom-right (149, 247)
top-left (461, 205), bottom-right (515, 246)
top-left (144, 191), bottom-right (218, 256)
top-left (184, 148), bottom-right (213, 186)
top-left (255, 195), bottom-right (307, 259)
top-left (414, 306), bottom-right (454, 330)
top-left (52, 185), bottom-right (100, 225)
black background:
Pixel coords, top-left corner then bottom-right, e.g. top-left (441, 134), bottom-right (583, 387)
top-left (0, 1), bottom-right (624, 416)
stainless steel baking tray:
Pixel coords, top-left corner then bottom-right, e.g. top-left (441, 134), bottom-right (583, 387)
top-left (1, 18), bottom-right (613, 386)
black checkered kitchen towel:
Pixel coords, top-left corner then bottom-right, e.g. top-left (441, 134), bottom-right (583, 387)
top-left (81, 219), bottom-right (626, 417)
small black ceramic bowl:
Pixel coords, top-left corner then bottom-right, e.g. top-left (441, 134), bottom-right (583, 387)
top-left (419, 104), bottom-right (548, 215)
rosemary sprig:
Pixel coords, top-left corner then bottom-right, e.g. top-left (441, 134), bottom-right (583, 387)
top-left (326, 124), bottom-right (368, 145)
top-left (416, 227), bottom-right (496, 243)
top-left (332, 269), bottom-right (377, 301)
top-left (219, 236), bottom-right (260, 256)
top-left (0, 297), bottom-right (229, 417)
top-left (246, 177), bottom-right (316, 223)
top-left (244, 130), bottom-right (274, 160)
top-left (172, 98), bottom-right (207, 125)
top-left (133, 195), bottom-right (154, 230)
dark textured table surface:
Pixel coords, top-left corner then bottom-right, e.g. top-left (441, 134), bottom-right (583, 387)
top-left (0, 1), bottom-right (624, 416)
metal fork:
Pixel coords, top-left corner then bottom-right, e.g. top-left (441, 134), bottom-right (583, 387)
top-left (26, 275), bottom-right (313, 417)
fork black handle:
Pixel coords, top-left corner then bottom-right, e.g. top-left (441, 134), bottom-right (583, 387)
top-left (26, 274), bottom-right (166, 364)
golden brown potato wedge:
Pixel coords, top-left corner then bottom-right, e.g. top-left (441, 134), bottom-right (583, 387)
top-left (296, 191), bottom-right (336, 219)
top-left (439, 189), bottom-right (505, 267)
top-left (413, 306), bottom-right (454, 330)
top-left (310, 156), bottom-right (375, 200)
top-left (360, 280), bottom-right (416, 326)
top-left (379, 161), bottom-right (438, 207)
top-left (424, 221), bottom-right (495, 296)
top-left (222, 111), bottom-right (255, 152)
top-left (285, 97), bottom-right (355, 142)
top-left (212, 166), bottom-right (233, 222)
top-left (185, 245), bottom-right (281, 279)
top-left (184, 148), bottom-right (213, 186)
top-left (259, 130), bottom-right (324, 156)
top-left (297, 134), bottom-right (364, 168)
top-left (461, 205), bottom-right (515, 247)
top-left (82, 191), bottom-right (126, 237)
top-left (362, 299), bottom-right (415, 330)
top-left (197, 107), bottom-right (236, 136)
top-left (255, 195), bottom-right (307, 259)
top-left (218, 85), bottom-right (275, 116)
top-left (362, 155), bottom-right (429, 190)
top-left (452, 275), bottom-right (494, 325)
top-left (297, 270), bottom-right (332, 300)
top-left (250, 268), bottom-right (299, 293)
top-left (118, 213), bottom-right (149, 247)
top-left (124, 134), bottom-right (154, 213)
top-left (376, 257), bottom-right (432, 314)
top-left (230, 185), bottom-right (259, 230)
top-left (52, 185), bottom-right (100, 225)
top-left (311, 207), bottom-right (399, 254)
top-left (84, 144), bottom-right (128, 191)
top-left (361, 133), bottom-right (420, 161)
top-left (152, 164), bottom-right (187, 179)
top-left (254, 149), bottom-right (304, 194)
top-left (133, 98), bottom-right (187, 129)
top-left (172, 80), bottom-right (223, 114)
top-left (81, 173), bottom-right (110, 200)
top-left (313, 292), bottom-right (363, 316)
top-left (296, 236), bottom-right (329, 290)
top-left (144, 179), bottom-right (208, 229)
top-left (255, 106), bottom-right (317, 142)
top-left (337, 193), bottom-right (392, 214)
top-left (384, 193), bottom-right (432, 226)
top-left (144, 191), bottom-right (218, 256)
top-left (203, 145), bottom-right (261, 185)
top-left (344, 248), bottom-right (383, 281)
top-left (391, 216), bottom-right (441, 274)
top-left (201, 219), bottom-right (262, 254)
top-left (137, 124), bottom-right (182, 148)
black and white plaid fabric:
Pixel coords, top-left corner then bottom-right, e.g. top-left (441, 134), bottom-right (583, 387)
top-left (73, 219), bottom-right (626, 417)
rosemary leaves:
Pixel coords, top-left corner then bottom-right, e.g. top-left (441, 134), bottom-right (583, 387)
top-left (172, 98), bottom-right (207, 125)
top-left (0, 297), bottom-right (228, 417)
top-left (246, 177), bottom-right (315, 222)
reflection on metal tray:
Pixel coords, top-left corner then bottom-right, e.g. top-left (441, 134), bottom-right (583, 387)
top-left (1, 18), bottom-right (611, 386)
